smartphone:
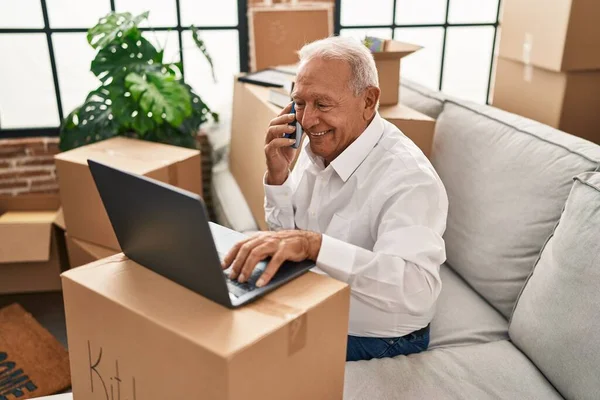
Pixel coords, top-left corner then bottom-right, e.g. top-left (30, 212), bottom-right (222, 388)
top-left (285, 102), bottom-right (303, 149)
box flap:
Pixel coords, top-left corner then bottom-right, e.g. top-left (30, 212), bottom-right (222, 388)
top-left (54, 137), bottom-right (200, 176)
top-left (372, 39), bottom-right (422, 61)
top-left (0, 211), bottom-right (55, 263)
top-left (379, 103), bottom-right (434, 122)
top-left (72, 236), bottom-right (117, 259)
top-left (61, 253), bottom-right (348, 357)
top-left (0, 194), bottom-right (60, 213)
top-left (54, 207), bottom-right (66, 231)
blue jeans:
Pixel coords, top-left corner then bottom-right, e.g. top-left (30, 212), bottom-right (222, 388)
top-left (346, 325), bottom-right (430, 362)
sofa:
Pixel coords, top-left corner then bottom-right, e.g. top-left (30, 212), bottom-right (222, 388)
top-left (342, 80), bottom-right (600, 399)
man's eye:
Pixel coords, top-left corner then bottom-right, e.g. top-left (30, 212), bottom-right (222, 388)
top-left (295, 103), bottom-right (305, 110)
top-left (317, 103), bottom-right (331, 110)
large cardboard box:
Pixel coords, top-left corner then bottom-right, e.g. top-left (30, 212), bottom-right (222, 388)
top-left (0, 195), bottom-right (68, 294)
top-left (492, 57), bottom-right (600, 144)
top-left (66, 234), bottom-right (117, 268)
top-left (62, 253), bottom-right (350, 400)
top-left (372, 40), bottom-right (421, 105)
top-left (498, 0), bottom-right (600, 71)
top-left (249, 4), bottom-right (333, 71)
top-left (55, 137), bottom-right (202, 251)
top-left (379, 103), bottom-right (436, 158)
top-left (230, 77), bottom-right (437, 230)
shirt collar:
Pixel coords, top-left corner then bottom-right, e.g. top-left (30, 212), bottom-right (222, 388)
top-left (309, 112), bottom-right (383, 182)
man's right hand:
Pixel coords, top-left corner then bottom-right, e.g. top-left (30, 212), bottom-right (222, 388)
top-left (265, 102), bottom-right (299, 186)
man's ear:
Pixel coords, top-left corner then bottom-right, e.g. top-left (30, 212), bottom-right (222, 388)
top-left (363, 86), bottom-right (381, 120)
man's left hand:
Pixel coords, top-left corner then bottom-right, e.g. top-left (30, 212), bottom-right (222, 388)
top-left (221, 230), bottom-right (322, 287)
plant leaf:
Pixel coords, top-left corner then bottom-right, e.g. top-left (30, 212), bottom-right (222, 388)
top-left (108, 84), bottom-right (156, 135)
top-left (59, 88), bottom-right (119, 151)
top-left (191, 26), bottom-right (216, 83)
top-left (125, 72), bottom-right (192, 127)
top-left (87, 11), bottom-right (149, 50)
top-left (91, 33), bottom-right (161, 83)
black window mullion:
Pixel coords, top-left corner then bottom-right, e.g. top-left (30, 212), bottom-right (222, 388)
top-left (39, 0), bottom-right (64, 122)
top-left (237, 0), bottom-right (249, 72)
top-left (486, 0), bottom-right (503, 104)
top-left (334, 0), bottom-right (342, 34)
top-left (175, 0), bottom-right (185, 79)
top-left (438, 0), bottom-right (451, 91)
top-left (109, 0), bottom-right (116, 12)
top-left (391, 0), bottom-right (398, 39)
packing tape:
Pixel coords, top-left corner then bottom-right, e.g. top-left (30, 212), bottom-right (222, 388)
top-left (250, 297), bottom-right (308, 356)
top-left (522, 33), bottom-right (533, 83)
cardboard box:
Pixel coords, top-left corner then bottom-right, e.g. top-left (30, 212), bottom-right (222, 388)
top-left (62, 253), bottom-right (350, 400)
top-left (379, 103), bottom-right (436, 158)
top-left (230, 77), bottom-right (437, 230)
top-left (249, 4), bottom-right (333, 71)
top-left (54, 137), bottom-right (202, 251)
top-left (372, 40), bottom-right (421, 105)
top-left (0, 195), bottom-right (68, 294)
top-left (66, 234), bottom-right (117, 268)
top-left (492, 57), bottom-right (600, 144)
top-left (230, 78), bottom-right (284, 230)
top-left (498, 0), bottom-right (600, 71)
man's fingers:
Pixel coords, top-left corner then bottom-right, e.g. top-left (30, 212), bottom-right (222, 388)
top-left (269, 113), bottom-right (296, 129)
top-left (265, 138), bottom-right (297, 155)
top-left (222, 237), bottom-right (253, 269)
top-left (228, 237), bottom-right (262, 279)
top-left (257, 248), bottom-right (288, 287)
top-left (266, 122), bottom-right (295, 143)
top-left (237, 242), bottom-right (276, 283)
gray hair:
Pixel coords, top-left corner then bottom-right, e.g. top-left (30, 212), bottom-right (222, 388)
top-left (298, 36), bottom-right (379, 96)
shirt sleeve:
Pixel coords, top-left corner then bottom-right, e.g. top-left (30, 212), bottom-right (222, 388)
top-left (316, 168), bottom-right (448, 316)
top-left (263, 149), bottom-right (306, 231)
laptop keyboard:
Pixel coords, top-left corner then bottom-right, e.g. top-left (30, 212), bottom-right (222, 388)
top-left (219, 252), bottom-right (264, 298)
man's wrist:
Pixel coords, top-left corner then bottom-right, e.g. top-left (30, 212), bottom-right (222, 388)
top-left (304, 231), bottom-right (322, 261)
top-left (266, 170), bottom-right (289, 186)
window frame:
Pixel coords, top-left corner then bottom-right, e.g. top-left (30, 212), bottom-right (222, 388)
top-left (334, 0), bottom-right (502, 104)
top-left (0, 0), bottom-right (249, 138)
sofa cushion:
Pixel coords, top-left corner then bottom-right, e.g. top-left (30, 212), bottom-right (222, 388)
top-left (432, 99), bottom-right (600, 317)
top-left (399, 79), bottom-right (445, 119)
top-left (344, 340), bottom-right (562, 400)
top-left (429, 264), bottom-right (508, 349)
top-left (509, 172), bottom-right (600, 400)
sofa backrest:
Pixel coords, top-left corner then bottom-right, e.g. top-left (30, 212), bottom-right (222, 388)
top-left (431, 98), bottom-right (600, 318)
top-left (509, 171), bottom-right (600, 400)
top-left (399, 79), bottom-right (445, 120)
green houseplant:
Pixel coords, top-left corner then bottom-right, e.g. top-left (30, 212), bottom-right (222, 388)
top-left (59, 11), bottom-right (218, 151)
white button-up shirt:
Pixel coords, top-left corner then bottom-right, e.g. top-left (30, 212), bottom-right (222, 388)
top-left (264, 112), bottom-right (448, 337)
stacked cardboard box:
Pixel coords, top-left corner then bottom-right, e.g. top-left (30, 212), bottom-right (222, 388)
top-left (248, 3), bottom-right (334, 72)
top-left (0, 194), bottom-right (68, 294)
top-left (54, 137), bottom-right (203, 267)
top-left (493, 0), bottom-right (600, 144)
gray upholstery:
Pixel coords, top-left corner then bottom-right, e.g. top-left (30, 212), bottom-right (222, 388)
top-left (344, 340), bottom-right (562, 400)
top-left (510, 172), bottom-right (600, 400)
top-left (431, 99), bottom-right (600, 317)
top-left (429, 264), bottom-right (508, 349)
top-left (399, 79), bottom-right (445, 119)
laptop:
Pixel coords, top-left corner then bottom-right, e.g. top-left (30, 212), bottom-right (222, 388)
top-left (87, 159), bottom-right (315, 308)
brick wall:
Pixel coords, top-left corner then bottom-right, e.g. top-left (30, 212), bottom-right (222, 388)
top-left (0, 137), bottom-right (60, 196)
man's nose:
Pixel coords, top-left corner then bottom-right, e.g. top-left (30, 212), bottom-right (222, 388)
top-left (300, 106), bottom-right (320, 131)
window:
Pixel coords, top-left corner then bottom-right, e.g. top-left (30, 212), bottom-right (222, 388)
top-left (0, 0), bottom-right (248, 137)
top-left (337, 0), bottom-right (501, 104)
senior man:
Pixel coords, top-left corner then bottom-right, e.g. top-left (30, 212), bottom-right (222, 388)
top-left (222, 36), bottom-right (448, 362)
